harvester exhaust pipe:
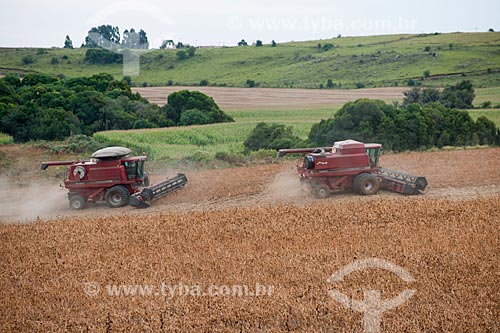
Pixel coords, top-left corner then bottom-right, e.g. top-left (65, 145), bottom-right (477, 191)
top-left (277, 147), bottom-right (333, 158)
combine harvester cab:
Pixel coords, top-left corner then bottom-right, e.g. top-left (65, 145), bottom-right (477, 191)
top-left (278, 140), bottom-right (427, 198)
top-left (41, 147), bottom-right (187, 210)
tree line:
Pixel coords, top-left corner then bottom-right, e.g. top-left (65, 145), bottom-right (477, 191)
top-left (0, 74), bottom-right (233, 142)
top-left (244, 81), bottom-right (499, 152)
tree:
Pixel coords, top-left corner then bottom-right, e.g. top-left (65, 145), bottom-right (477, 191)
top-left (176, 42), bottom-right (184, 49)
top-left (402, 81), bottom-right (475, 109)
top-left (238, 39), bottom-right (248, 46)
top-left (0, 73), bottom-right (169, 142)
top-left (255, 40), bottom-right (263, 47)
top-left (22, 55), bottom-right (34, 65)
top-left (326, 79), bottom-right (335, 89)
top-left (475, 116), bottom-right (497, 145)
top-left (64, 35), bottom-right (73, 49)
top-left (440, 80), bottom-right (475, 109)
top-left (423, 70), bottom-right (431, 79)
top-left (83, 25), bottom-right (120, 48)
top-left (402, 87), bottom-right (441, 107)
top-left (488, 28), bottom-right (495, 32)
top-left (138, 29), bottom-right (149, 49)
top-left (307, 97), bottom-right (497, 152)
top-left (179, 109), bottom-right (210, 126)
top-left (271, 40), bottom-right (277, 47)
top-left (160, 40), bottom-right (174, 49)
top-left (161, 90), bottom-right (234, 126)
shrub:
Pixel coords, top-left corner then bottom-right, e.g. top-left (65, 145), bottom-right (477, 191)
top-left (84, 48), bottom-right (122, 65)
top-left (246, 79), bottom-right (256, 88)
top-left (176, 50), bottom-right (187, 60)
top-left (199, 79), bottom-right (209, 86)
top-left (481, 101), bottom-right (492, 109)
top-left (214, 151), bottom-right (245, 165)
top-left (322, 43), bottom-right (335, 51)
top-left (244, 122), bottom-right (302, 152)
top-left (22, 55), bottom-right (34, 65)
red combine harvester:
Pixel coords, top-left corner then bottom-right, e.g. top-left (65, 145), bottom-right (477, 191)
top-left (41, 147), bottom-right (187, 209)
top-left (278, 139), bottom-right (427, 198)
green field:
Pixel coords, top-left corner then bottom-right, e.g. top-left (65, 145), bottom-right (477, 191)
top-left (473, 87), bottom-right (500, 106)
top-left (94, 107), bottom-right (337, 160)
top-left (95, 103), bottom-right (500, 161)
top-left (2, 32), bottom-right (500, 89)
top-left (0, 133), bottom-right (13, 145)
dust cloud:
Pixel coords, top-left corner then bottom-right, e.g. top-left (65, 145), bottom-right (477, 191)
top-left (263, 168), bottom-right (310, 203)
top-left (0, 177), bottom-right (68, 222)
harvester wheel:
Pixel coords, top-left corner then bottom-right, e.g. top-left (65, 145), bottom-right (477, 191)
top-left (105, 185), bottom-right (131, 208)
top-left (313, 184), bottom-right (331, 199)
top-left (69, 195), bottom-right (87, 210)
top-left (354, 173), bottom-right (380, 195)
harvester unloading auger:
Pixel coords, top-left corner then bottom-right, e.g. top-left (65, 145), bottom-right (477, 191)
top-left (41, 147), bottom-right (187, 209)
top-left (278, 140), bottom-right (427, 198)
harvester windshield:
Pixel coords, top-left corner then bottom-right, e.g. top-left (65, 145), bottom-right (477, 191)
top-left (124, 160), bottom-right (145, 180)
top-left (366, 147), bottom-right (381, 167)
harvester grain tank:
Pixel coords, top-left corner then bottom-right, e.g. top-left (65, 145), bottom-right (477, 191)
top-left (278, 140), bottom-right (427, 198)
top-left (41, 147), bottom-right (187, 209)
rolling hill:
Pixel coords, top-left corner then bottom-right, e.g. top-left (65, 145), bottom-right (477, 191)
top-left (1, 32), bottom-right (499, 89)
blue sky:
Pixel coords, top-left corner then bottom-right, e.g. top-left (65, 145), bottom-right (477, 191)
top-left (1, 0), bottom-right (498, 47)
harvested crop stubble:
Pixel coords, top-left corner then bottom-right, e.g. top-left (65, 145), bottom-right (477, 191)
top-left (380, 148), bottom-right (500, 188)
top-left (1, 196), bottom-right (499, 332)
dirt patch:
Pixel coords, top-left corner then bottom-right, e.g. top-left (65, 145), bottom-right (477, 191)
top-left (133, 86), bottom-right (407, 110)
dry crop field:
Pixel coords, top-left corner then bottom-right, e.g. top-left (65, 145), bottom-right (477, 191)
top-left (0, 147), bottom-right (500, 332)
top-left (132, 86), bottom-right (407, 110)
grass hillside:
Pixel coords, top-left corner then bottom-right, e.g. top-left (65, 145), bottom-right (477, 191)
top-left (1, 32), bottom-right (500, 88)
